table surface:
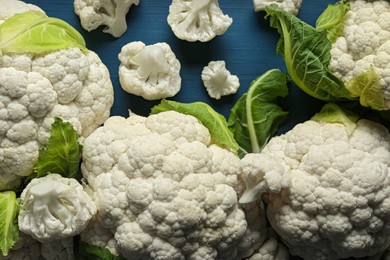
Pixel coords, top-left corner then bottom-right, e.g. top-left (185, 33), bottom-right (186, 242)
top-left (26, 0), bottom-right (335, 134)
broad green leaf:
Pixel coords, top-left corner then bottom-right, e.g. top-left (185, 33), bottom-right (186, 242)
top-left (346, 68), bottom-right (386, 110)
top-left (0, 11), bottom-right (87, 57)
top-left (0, 191), bottom-right (20, 256)
top-left (265, 4), bottom-right (351, 102)
top-left (77, 241), bottom-right (123, 260)
top-left (34, 117), bottom-right (82, 179)
top-left (311, 103), bottom-right (359, 135)
top-left (151, 100), bottom-right (239, 153)
top-left (316, 1), bottom-right (350, 42)
top-left (228, 69), bottom-right (289, 158)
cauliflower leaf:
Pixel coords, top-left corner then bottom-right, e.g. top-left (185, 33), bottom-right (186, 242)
top-left (0, 191), bottom-right (20, 256)
top-left (228, 69), bottom-right (289, 158)
top-left (0, 11), bottom-right (87, 57)
top-left (33, 118), bottom-right (82, 180)
top-left (151, 99), bottom-right (239, 153)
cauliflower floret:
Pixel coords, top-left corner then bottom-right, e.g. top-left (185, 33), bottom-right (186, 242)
top-left (201, 60), bottom-right (240, 100)
top-left (74, 0), bottom-right (140, 37)
top-left (255, 109), bottom-right (390, 259)
top-left (80, 111), bottom-right (267, 259)
top-left (329, 0), bottom-right (390, 109)
top-left (0, 47), bottom-right (113, 190)
top-left (253, 0), bottom-right (303, 15)
top-left (0, 0), bottom-right (44, 24)
top-left (167, 0), bottom-right (233, 42)
top-left (18, 174), bottom-right (96, 242)
top-left (118, 41), bottom-right (182, 100)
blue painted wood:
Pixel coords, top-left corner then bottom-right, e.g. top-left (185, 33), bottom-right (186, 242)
top-left (27, 0), bottom-right (335, 133)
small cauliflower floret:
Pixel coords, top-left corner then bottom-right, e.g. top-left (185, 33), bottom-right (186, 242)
top-left (329, 0), bottom-right (390, 109)
top-left (248, 229), bottom-right (289, 260)
top-left (18, 174), bottom-right (97, 242)
top-left (80, 110), bottom-right (267, 259)
top-left (201, 60), bottom-right (240, 100)
top-left (167, 0), bottom-right (233, 42)
top-left (0, 0), bottom-right (44, 24)
top-left (252, 104), bottom-right (390, 259)
top-left (253, 0), bottom-right (303, 15)
top-left (74, 0), bottom-right (140, 37)
top-left (118, 41), bottom-right (182, 100)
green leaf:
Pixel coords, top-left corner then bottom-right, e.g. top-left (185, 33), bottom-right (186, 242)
top-left (228, 69), bottom-right (289, 158)
top-left (316, 1), bottom-right (350, 42)
top-left (311, 103), bottom-right (359, 135)
top-left (77, 241), bottom-right (123, 260)
top-left (346, 68), bottom-right (386, 110)
top-left (0, 11), bottom-right (87, 57)
top-left (0, 191), bottom-right (20, 256)
top-left (151, 100), bottom-right (239, 153)
top-left (265, 4), bottom-right (351, 102)
top-left (34, 117), bottom-right (82, 179)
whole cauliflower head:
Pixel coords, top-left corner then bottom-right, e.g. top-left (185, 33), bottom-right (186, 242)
top-left (118, 41), bottom-right (182, 100)
top-left (201, 60), bottom-right (240, 100)
top-left (80, 111), bottom-right (267, 259)
top-left (253, 0), bottom-right (303, 15)
top-left (329, 0), bottom-right (390, 109)
top-left (74, 0), bottom-right (140, 37)
top-left (0, 9), bottom-right (114, 190)
top-left (167, 0), bottom-right (233, 42)
top-left (18, 174), bottom-right (97, 242)
top-left (256, 104), bottom-right (390, 259)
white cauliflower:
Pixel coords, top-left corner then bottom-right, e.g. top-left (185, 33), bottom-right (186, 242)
top-left (0, 0), bottom-right (44, 24)
top-left (245, 103), bottom-right (390, 259)
top-left (80, 110), bottom-right (267, 259)
top-left (253, 0), bottom-right (303, 15)
top-left (118, 41), bottom-right (182, 100)
top-left (74, 0), bottom-right (140, 37)
top-left (201, 60), bottom-right (240, 100)
top-left (329, 0), bottom-right (390, 109)
top-left (18, 174), bottom-right (96, 242)
top-left (167, 0), bottom-right (233, 42)
top-left (0, 7), bottom-right (114, 191)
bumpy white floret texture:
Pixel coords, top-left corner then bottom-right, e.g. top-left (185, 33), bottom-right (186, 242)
top-left (0, 0), bottom-right (44, 24)
top-left (0, 48), bottom-right (114, 191)
top-left (260, 119), bottom-right (390, 259)
top-left (18, 174), bottom-right (97, 242)
top-left (253, 0), bottom-right (303, 15)
top-left (167, 0), bottom-right (233, 42)
top-left (329, 0), bottom-right (390, 108)
top-left (118, 41), bottom-right (182, 100)
top-left (201, 60), bottom-right (240, 100)
top-left (74, 0), bottom-right (140, 37)
top-left (81, 111), bottom-right (267, 259)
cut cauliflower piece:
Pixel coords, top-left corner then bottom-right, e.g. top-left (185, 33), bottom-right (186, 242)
top-left (253, 0), bottom-right (303, 15)
top-left (18, 174), bottom-right (96, 242)
top-left (80, 110), bottom-right (267, 259)
top-left (249, 103), bottom-right (390, 259)
top-left (167, 0), bottom-right (233, 42)
top-left (0, 7), bottom-right (114, 191)
top-left (201, 60), bottom-right (240, 100)
top-left (74, 0), bottom-right (140, 37)
top-left (118, 41), bottom-right (182, 100)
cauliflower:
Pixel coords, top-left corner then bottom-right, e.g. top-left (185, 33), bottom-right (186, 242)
top-left (248, 229), bottom-right (289, 260)
top-left (0, 8), bottom-right (114, 190)
top-left (265, 0), bottom-right (390, 110)
top-left (18, 174), bottom-right (96, 242)
top-left (253, 0), bottom-right (303, 15)
top-left (74, 0), bottom-right (140, 37)
top-left (167, 0), bottom-right (233, 42)
top-left (243, 103), bottom-right (390, 259)
top-left (118, 41), bottom-right (182, 100)
top-left (80, 109), bottom-right (267, 259)
top-left (329, 0), bottom-right (390, 109)
top-left (201, 60), bottom-right (240, 100)
top-left (0, 0), bottom-right (44, 24)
